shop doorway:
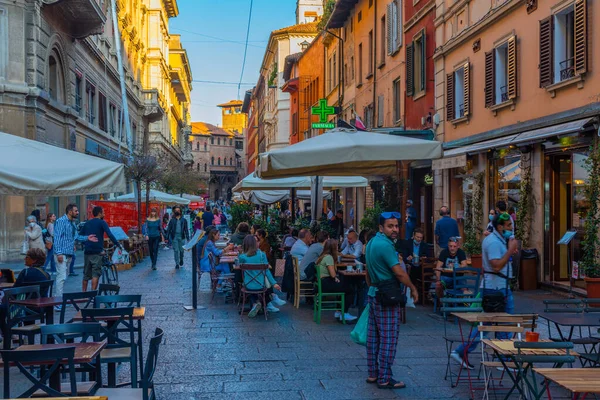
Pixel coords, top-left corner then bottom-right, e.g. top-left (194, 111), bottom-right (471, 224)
top-left (410, 168), bottom-right (434, 243)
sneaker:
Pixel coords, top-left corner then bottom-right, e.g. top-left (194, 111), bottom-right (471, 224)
top-left (270, 293), bottom-right (287, 307)
top-left (266, 302), bottom-right (280, 313)
top-left (340, 313), bottom-right (358, 322)
top-left (69, 272), bottom-right (78, 277)
top-left (54, 305), bottom-right (62, 312)
top-left (450, 351), bottom-right (475, 370)
top-left (248, 303), bottom-right (261, 318)
top-left (152, 265), bottom-right (157, 270)
top-left (180, 261), bottom-right (184, 267)
top-left (175, 264), bottom-right (180, 269)
top-left (334, 311), bottom-right (342, 319)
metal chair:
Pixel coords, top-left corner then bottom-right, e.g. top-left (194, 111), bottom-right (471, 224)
top-left (59, 290), bottom-right (97, 323)
top-left (98, 283), bottom-right (121, 296)
top-left (239, 263), bottom-right (271, 320)
top-left (3, 286), bottom-right (43, 349)
top-left (445, 267), bottom-right (481, 298)
top-left (1, 347), bottom-right (77, 398)
top-left (313, 264), bottom-right (345, 325)
top-left (292, 256), bottom-right (314, 308)
top-left (82, 307), bottom-right (138, 388)
top-left (208, 253), bottom-right (235, 304)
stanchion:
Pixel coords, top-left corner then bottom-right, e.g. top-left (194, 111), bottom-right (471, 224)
top-left (183, 230), bottom-right (206, 311)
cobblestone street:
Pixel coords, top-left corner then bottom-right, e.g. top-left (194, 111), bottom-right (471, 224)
top-left (3, 248), bottom-right (574, 400)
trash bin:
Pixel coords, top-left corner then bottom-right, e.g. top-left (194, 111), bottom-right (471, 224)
top-left (519, 249), bottom-right (539, 290)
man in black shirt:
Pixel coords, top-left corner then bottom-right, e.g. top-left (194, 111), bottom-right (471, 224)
top-left (330, 210), bottom-right (345, 241)
top-left (434, 237), bottom-right (467, 298)
top-left (201, 206), bottom-right (214, 230)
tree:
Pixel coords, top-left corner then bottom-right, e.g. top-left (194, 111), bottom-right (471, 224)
top-left (157, 159), bottom-right (208, 196)
top-left (122, 153), bottom-right (161, 233)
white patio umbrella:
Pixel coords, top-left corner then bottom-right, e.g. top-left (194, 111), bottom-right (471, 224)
top-left (0, 131), bottom-right (126, 195)
top-left (244, 190), bottom-right (332, 205)
top-left (232, 173), bottom-right (368, 192)
top-left (113, 189), bottom-right (191, 205)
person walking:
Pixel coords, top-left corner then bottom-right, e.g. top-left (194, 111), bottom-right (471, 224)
top-left (365, 212), bottom-right (418, 389)
top-left (144, 208), bottom-right (164, 270)
top-left (53, 204), bottom-right (97, 309)
top-left (404, 200), bottom-right (417, 240)
top-left (80, 206), bottom-right (122, 291)
top-left (166, 206), bottom-right (189, 269)
top-left (24, 215), bottom-right (45, 252)
top-left (434, 206), bottom-right (460, 251)
top-left (201, 206), bottom-right (214, 230)
top-left (43, 213), bottom-right (57, 273)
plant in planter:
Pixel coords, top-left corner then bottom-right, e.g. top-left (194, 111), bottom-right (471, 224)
top-left (359, 202), bottom-right (383, 232)
top-left (515, 155), bottom-right (533, 249)
top-left (581, 139), bottom-right (600, 298)
top-left (464, 172), bottom-right (485, 268)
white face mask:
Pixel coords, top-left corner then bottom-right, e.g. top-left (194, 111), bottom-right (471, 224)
top-left (29, 222), bottom-right (36, 228)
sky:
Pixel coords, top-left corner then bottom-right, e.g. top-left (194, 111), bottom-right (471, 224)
top-left (170, 0), bottom-right (297, 126)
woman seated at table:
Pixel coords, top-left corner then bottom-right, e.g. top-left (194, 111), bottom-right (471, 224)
top-left (255, 229), bottom-right (272, 265)
top-left (200, 229), bottom-right (234, 290)
top-left (15, 248), bottom-right (51, 291)
top-left (316, 239), bottom-right (357, 322)
top-left (239, 235), bottom-right (286, 317)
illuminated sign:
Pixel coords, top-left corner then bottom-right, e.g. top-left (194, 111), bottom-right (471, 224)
top-left (424, 174), bottom-right (434, 185)
top-left (311, 99), bottom-right (336, 129)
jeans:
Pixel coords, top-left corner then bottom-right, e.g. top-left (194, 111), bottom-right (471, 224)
top-left (54, 254), bottom-right (72, 298)
top-left (454, 289), bottom-right (515, 355)
top-left (69, 254), bottom-right (76, 274)
top-left (172, 237), bottom-right (184, 265)
top-left (44, 246), bottom-right (56, 273)
top-left (148, 236), bottom-right (160, 267)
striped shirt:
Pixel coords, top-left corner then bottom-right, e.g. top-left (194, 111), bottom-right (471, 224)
top-left (53, 214), bottom-right (88, 256)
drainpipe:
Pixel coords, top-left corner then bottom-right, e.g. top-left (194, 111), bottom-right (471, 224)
top-left (325, 29), bottom-right (344, 118)
top-left (373, 0), bottom-right (378, 127)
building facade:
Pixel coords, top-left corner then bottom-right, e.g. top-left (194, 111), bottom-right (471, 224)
top-left (433, 0), bottom-right (598, 288)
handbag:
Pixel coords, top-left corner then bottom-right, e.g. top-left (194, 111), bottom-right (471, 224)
top-left (482, 271), bottom-right (509, 312)
top-left (350, 304), bottom-right (370, 346)
top-left (274, 258), bottom-right (285, 277)
top-left (376, 278), bottom-right (406, 307)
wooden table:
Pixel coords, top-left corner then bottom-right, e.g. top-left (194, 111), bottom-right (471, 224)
top-left (338, 270), bottom-right (366, 277)
top-left (0, 282), bottom-right (14, 289)
top-left (539, 312), bottom-right (600, 341)
top-left (452, 312), bottom-right (536, 324)
top-left (335, 262), bottom-right (357, 268)
top-left (3, 342), bottom-right (106, 398)
top-left (220, 256), bottom-right (238, 264)
top-left (533, 368), bottom-right (600, 398)
top-left (11, 296), bottom-right (71, 326)
top-left (71, 307), bottom-right (146, 322)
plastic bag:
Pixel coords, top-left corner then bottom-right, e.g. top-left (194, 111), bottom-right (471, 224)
top-left (350, 304), bottom-right (370, 346)
top-left (405, 287), bottom-right (416, 308)
top-left (111, 248), bottom-right (129, 264)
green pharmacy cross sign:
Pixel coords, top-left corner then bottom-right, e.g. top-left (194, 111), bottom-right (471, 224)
top-left (311, 99), bottom-right (336, 129)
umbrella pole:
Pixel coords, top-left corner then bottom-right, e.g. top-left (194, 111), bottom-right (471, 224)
top-left (291, 188), bottom-right (296, 223)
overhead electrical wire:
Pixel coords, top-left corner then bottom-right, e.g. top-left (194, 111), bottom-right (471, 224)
top-left (173, 27), bottom-right (263, 48)
top-left (192, 80), bottom-right (255, 86)
top-left (238, 0), bottom-right (254, 99)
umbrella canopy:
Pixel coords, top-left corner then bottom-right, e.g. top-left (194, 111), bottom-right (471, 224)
top-left (233, 172), bottom-right (368, 192)
top-left (113, 189), bottom-right (191, 205)
top-left (0, 131), bottom-right (126, 196)
top-left (258, 128), bottom-right (442, 178)
top-left (241, 190), bottom-right (331, 205)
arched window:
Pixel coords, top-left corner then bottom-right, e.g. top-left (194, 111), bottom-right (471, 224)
top-left (211, 156), bottom-right (214, 165)
top-left (204, 142), bottom-right (207, 151)
top-left (217, 138), bottom-right (221, 145)
top-left (196, 163), bottom-right (200, 171)
top-left (204, 163), bottom-right (207, 172)
top-left (218, 157), bottom-right (221, 166)
top-left (48, 50), bottom-right (65, 104)
top-left (196, 142), bottom-right (199, 151)
top-left (230, 157), bottom-right (233, 166)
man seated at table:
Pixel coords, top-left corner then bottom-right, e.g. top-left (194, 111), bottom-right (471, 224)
top-left (401, 228), bottom-right (429, 282)
top-left (433, 237), bottom-right (467, 298)
top-left (299, 230), bottom-right (329, 280)
top-left (340, 231), bottom-right (362, 260)
top-left (291, 229), bottom-right (312, 262)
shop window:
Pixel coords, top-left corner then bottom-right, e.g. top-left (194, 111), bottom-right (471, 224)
top-left (490, 153), bottom-right (521, 213)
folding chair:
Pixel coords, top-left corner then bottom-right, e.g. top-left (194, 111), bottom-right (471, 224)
top-left (1, 347), bottom-right (77, 398)
top-left (313, 264), bottom-right (345, 325)
top-left (292, 256), bottom-right (314, 308)
top-left (59, 290), bottom-right (97, 323)
top-left (3, 286), bottom-right (44, 349)
top-left (446, 267), bottom-right (481, 298)
top-left (239, 263), bottom-right (270, 320)
top-left (98, 283), bottom-right (121, 296)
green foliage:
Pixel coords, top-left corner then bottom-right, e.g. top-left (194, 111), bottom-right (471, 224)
top-left (228, 202), bottom-right (254, 231)
top-left (581, 140), bottom-right (600, 278)
top-left (463, 172), bottom-right (484, 256)
top-left (359, 202), bottom-right (383, 232)
top-left (317, 0), bottom-right (336, 31)
top-left (268, 62), bottom-right (278, 87)
top-left (516, 157), bottom-right (533, 248)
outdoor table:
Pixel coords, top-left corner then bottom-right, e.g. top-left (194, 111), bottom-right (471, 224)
top-left (220, 256), bottom-right (238, 264)
top-left (337, 270), bottom-right (368, 315)
top-left (0, 282), bottom-right (14, 289)
top-left (539, 312), bottom-right (600, 341)
top-left (215, 241), bottom-right (229, 249)
top-left (533, 368), bottom-right (600, 399)
top-left (335, 262), bottom-right (356, 268)
top-left (11, 296), bottom-right (75, 326)
top-left (2, 341), bottom-right (106, 398)
top-left (72, 307), bottom-right (145, 388)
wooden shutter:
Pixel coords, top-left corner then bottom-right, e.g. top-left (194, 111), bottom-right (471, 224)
top-left (507, 36), bottom-right (517, 99)
top-left (574, 0), bottom-right (587, 75)
top-left (463, 62), bottom-right (470, 117)
top-left (420, 30), bottom-right (426, 92)
top-left (484, 51), bottom-right (495, 108)
top-left (539, 17), bottom-right (553, 88)
top-left (406, 43), bottom-right (414, 96)
top-left (446, 73), bottom-right (454, 121)
top-left (387, 3), bottom-right (394, 55)
top-left (396, 0), bottom-right (403, 50)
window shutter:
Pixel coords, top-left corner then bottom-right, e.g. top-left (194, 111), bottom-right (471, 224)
top-left (484, 51), bottom-right (495, 108)
top-left (539, 17), bottom-right (553, 88)
top-left (406, 43), bottom-right (414, 96)
top-left (387, 3), bottom-right (394, 55)
top-left (378, 95), bottom-right (384, 127)
top-left (421, 30), bottom-right (426, 92)
top-left (574, 0), bottom-right (587, 75)
top-left (463, 62), bottom-right (470, 117)
top-left (446, 73), bottom-right (454, 121)
top-left (396, 0), bottom-right (403, 50)
top-left (507, 36), bottom-right (517, 100)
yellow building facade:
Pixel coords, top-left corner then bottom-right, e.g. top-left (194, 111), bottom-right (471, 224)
top-left (217, 100), bottom-right (247, 134)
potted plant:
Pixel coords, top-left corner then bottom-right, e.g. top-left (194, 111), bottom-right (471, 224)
top-left (463, 172), bottom-right (484, 268)
top-left (581, 139), bottom-right (600, 300)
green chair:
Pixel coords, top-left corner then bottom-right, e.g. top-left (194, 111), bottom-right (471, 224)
top-left (313, 265), bottom-right (345, 325)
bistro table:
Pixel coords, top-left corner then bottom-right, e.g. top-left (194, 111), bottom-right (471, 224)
top-left (11, 296), bottom-right (75, 326)
top-left (539, 312), bottom-right (600, 341)
top-left (533, 368), bottom-right (600, 399)
top-left (0, 282), bottom-right (14, 289)
top-left (2, 341), bottom-right (106, 398)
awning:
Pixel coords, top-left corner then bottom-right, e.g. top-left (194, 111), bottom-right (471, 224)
top-left (113, 190), bottom-right (191, 205)
top-left (443, 118), bottom-right (593, 158)
top-left (0, 131), bottom-right (126, 196)
top-left (233, 173), bottom-right (368, 192)
top-left (240, 190), bottom-right (332, 205)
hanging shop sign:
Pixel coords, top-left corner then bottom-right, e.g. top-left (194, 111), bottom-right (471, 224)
top-left (311, 99), bottom-right (337, 129)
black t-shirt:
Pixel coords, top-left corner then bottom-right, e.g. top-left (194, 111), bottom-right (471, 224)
top-left (438, 248), bottom-right (467, 268)
top-left (201, 212), bottom-right (214, 228)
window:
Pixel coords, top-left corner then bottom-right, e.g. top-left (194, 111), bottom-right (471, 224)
top-left (393, 78), bottom-right (401, 122)
top-left (85, 80), bottom-right (96, 124)
top-left (218, 157), bottom-right (221, 166)
top-left (363, 103), bottom-right (374, 129)
top-left (380, 15), bottom-right (386, 65)
top-left (236, 140), bottom-right (243, 150)
top-left (75, 75), bottom-right (83, 115)
top-left (235, 107), bottom-right (241, 113)
top-left (210, 137), bottom-right (214, 145)
top-left (446, 63), bottom-right (470, 121)
top-left (351, 56), bottom-right (355, 81)
top-left (131, 121), bottom-right (137, 147)
top-left (217, 137), bottom-right (221, 145)
top-left (197, 163), bottom-right (200, 171)
top-left (229, 138), bottom-right (233, 146)
top-left (407, 30), bottom-right (426, 97)
top-left (211, 156), bottom-right (214, 165)
top-left (204, 142), bottom-right (207, 151)
top-left (358, 44), bottom-right (363, 85)
top-left (386, 0), bottom-right (402, 55)
top-left (109, 103), bottom-right (117, 136)
top-left (369, 0), bottom-right (373, 7)
top-left (196, 141), bottom-right (200, 151)
top-left (539, 0), bottom-right (587, 87)
top-left (204, 163), bottom-right (207, 172)
top-left (485, 37), bottom-right (517, 107)
top-left (98, 92), bottom-right (107, 132)
top-left (48, 52), bottom-right (65, 103)
top-left (327, 56), bottom-right (332, 92)
top-left (368, 31), bottom-right (373, 76)
top-left (333, 52), bottom-right (337, 87)
top-left (230, 157), bottom-right (233, 166)
top-left (344, 63), bottom-right (348, 85)
top-left (117, 111), bottom-right (122, 141)
top-left (377, 95), bottom-right (384, 127)
top-left (358, 11), bottom-right (362, 22)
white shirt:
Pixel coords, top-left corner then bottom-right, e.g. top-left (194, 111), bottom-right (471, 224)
top-left (291, 239), bottom-right (310, 262)
top-left (341, 240), bottom-right (363, 258)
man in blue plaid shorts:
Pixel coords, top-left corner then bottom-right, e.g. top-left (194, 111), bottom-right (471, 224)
top-left (365, 212), bottom-right (418, 389)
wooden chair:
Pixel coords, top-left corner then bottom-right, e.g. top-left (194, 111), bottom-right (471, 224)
top-left (420, 259), bottom-right (436, 306)
top-left (4, 286), bottom-right (44, 349)
top-left (239, 264), bottom-right (270, 320)
top-left (313, 264), bottom-right (345, 325)
top-left (208, 253), bottom-right (235, 304)
top-left (292, 256), bottom-right (314, 308)
top-left (59, 291), bottom-right (97, 324)
top-left (1, 347), bottom-right (77, 398)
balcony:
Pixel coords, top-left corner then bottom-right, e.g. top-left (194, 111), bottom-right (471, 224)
top-left (500, 85), bottom-right (509, 103)
top-left (560, 57), bottom-right (575, 82)
top-left (142, 89), bottom-right (166, 123)
top-left (43, 0), bottom-right (106, 39)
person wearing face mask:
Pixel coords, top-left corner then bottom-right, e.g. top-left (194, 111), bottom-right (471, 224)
top-left (167, 206), bottom-right (190, 269)
top-left (450, 212), bottom-right (519, 370)
top-left (484, 209), bottom-right (497, 236)
top-left (401, 228), bottom-right (429, 282)
top-left (24, 215), bottom-right (45, 252)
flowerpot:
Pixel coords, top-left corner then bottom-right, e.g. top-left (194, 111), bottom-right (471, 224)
top-left (470, 254), bottom-right (482, 269)
top-left (525, 331), bottom-right (539, 342)
top-left (585, 278), bottom-right (600, 306)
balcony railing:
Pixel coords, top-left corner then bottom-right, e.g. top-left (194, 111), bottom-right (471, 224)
top-left (500, 85), bottom-right (508, 103)
top-left (75, 94), bottom-right (82, 114)
top-left (560, 57), bottom-right (575, 81)
top-left (42, 0), bottom-right (106, 39)
top-left (457, 104), bottom-right (465, 118)
top-left (142, 89), bottom-right (165, 123)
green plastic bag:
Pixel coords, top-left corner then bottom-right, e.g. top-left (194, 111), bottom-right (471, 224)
top-left (350, 304), bottom-right (370, 346)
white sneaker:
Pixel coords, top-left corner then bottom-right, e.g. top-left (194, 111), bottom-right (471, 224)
top-left (450, 351), bottom-right (475, 370)
top-left (334, 311), bottom-right (341, 318)
top-left (270, 293), bottom-right (287, 307)
top-left (266, 302), bottom-right (280, 313)
top-left (340, 313), bottom-right (357, 322)
top-left (248, 303), bottom-right (261, 318)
